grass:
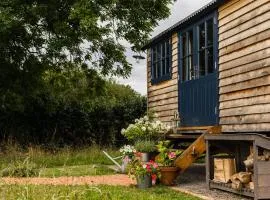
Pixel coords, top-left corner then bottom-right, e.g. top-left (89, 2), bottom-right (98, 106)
top-left (0, 184), bottom-right (201, 200)
top-left (0, 145), bottom-right (120, 177)
top-left (38, 164), bottom-right (115, 177)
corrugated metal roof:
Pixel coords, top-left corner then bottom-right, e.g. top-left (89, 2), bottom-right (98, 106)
top-left (142, 0), bottom-right (227, 50)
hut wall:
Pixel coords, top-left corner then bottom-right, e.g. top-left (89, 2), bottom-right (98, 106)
top-left (218, 0), bottom-right (270, 132)
top-left (147, 33), bottom-right (178, 124)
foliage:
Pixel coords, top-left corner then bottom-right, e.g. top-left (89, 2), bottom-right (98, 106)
top-left (0, 0), bottom-right (172, 146)
top-left (0, 185), bottom-right (201, 200)
top-left (0, 145), bottom-right (119, 177)
top-left (128, 158), bottom-right (160, 178)
top-left (121, 115), bottom-right (170, 142)
top-left (134, 140), bottom-right (156, 153)
top-left (0, 0), bottom-right (173, 111)
top-left (0, 77), bottom-right (146, 146)
top-left (39, 164), bottom-right (114, 177)
top-left (0, 157), bottom-right (39, 177)
top-left (156, 141), bottom-right (182, 167)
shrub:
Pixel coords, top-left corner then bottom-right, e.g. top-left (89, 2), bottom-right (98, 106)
top-left (134, 140), bottom-right (156, 153)
top-left (0, 157), bottom-right (39, 177)
top-left (121, 115), bottom-right (170, 142)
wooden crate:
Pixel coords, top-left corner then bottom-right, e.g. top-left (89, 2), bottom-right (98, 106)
top-left (213, 157), bottom-right (236, 183)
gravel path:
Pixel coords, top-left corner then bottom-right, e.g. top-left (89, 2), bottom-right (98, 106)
top-left (174, 163), bottom-right (252, 200)
top-left (1, 174), bottom-right (135, 186)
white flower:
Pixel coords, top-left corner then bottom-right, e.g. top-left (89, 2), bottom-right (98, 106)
top-left (142, 164), bottom-right (147, 169)
top-left (143, 116), bottom-right (149, 121)
top-left (141, 126), bottom-right (146, 132)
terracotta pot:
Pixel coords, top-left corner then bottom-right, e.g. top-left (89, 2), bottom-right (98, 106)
top-left (160, 166), bottom-right (179, 186)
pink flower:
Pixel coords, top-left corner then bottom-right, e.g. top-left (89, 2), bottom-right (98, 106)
top-left (151, 174), bottom-right (157, 185)
top-left (153, 162), bottom-right (158, 168)
top-left (168, 152), bottom-right (176, 159)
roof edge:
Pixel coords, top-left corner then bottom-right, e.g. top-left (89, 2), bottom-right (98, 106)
top-left (142, 0), bottom-right (227, 50)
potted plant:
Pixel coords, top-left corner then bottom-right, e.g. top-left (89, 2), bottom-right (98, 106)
top-left (156, 140), bottom-right (182, 186)
top-left (121, 115), bottom-right (170, 142)
top-left (134, 140), bottom-right (156, 162)
top-left (119, 145), bottom-right (136, 172)
top-left (121, 114), bottom-right (170, 161)
top-left (128, 158), bottom-right (160, 188)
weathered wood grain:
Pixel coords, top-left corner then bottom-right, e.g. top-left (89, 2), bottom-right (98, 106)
top-left (219, 48), bottom-right (270, 71)
top-left (222, 123), bottom-right (270, 132)
top-left (219, 75), bottom-right (270, 94)
top-left (219, 39), bottom-right (270, 64)
top-left (220, 86), bottom-right (270, 102)
top-left (148, 84), bottom-right (177, 97)
top-left (219, 20), bottom-right (270, 49)
top-left (218, 0), bottom-right (253, 20)
top-left (219, 11), bottom-right (270, 42)
top-left (219, 66), bottom-right (270, 87)
top-left (219, 57), bottom-right (270, 79)
top-left (219, 3), bottom-right (270, 34)
top-left (219, 0), bottom-right (270, 26)
top-left (220, 95), bottom-right (270, 109)
top-left (220, 113), bottom-right (270, 125)
top-left (220, 104), bottom-right (270, 117)
top-left (148, 97), bottom-right (178, 108)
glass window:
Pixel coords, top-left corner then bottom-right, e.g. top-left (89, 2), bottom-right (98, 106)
top-left (181, 29), bottom-right (194, 81)
top-left (151, 39), bottom-right (171, 83)
top-left (180, 15), bottom-right (216, 82)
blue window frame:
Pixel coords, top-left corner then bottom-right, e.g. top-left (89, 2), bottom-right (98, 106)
top-left (151, 39), bottom-right (172, 84)
top-left (179, 12), bottom-right (218, 82)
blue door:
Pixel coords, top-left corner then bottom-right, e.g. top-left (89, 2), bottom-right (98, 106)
top-left (178, 13), bottom-right (218, 126)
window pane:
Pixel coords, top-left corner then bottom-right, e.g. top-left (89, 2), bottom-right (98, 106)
top-left (207, 47), bottom-right (214, 74)
top-left (162, 42), bottom-right (166, 58)
top-left (166, 40), bottom-right (170, 75)
top-left (199, 23), bottom-right (205, 50)
top-left (182, 58), bottom-right (186, 81)
top-left (162, 59), bottom-right (166, 75)
top-left (182, 34), bottom-right (187, 58)
top-left (199, 50), bottom-right (205, 76)
top-left (166, 57), bottom-right (170, 74)
top-left (157, 44), bottom-right (161, 60)
top-left (207, 19), bottom-right (213, 47)
top-left (187, 30), bottom-right (193, 55)
top-left (157, 61), bottom-right (161, 78)
top-left (188, 55), bottom-right (194, 80)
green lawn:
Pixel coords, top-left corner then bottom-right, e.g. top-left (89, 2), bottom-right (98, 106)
top-left (38, 164), bottom-right (115, 177)
top-left (0, 145), bottom-right (120, 177)
top-left (0, 185), bottom-right (201, 200)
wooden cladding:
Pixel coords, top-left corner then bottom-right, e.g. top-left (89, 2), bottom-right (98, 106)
top-left (147, 33), bottom-right (178, 124)
top-left (218, 0), bottom-right (270, 132)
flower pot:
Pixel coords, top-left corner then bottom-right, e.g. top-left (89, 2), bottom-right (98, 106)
top-left (160, 166), bottom-right (179, 186)
top-left (136, 174), bottom-right (152, 189)
top-left (140, 152), bottom-right (150, 162)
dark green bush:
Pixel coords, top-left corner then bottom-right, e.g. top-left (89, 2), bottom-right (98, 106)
top-left (0, 68), bottom-right (146, 147)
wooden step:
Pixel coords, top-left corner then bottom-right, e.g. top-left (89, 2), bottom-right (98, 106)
top-left (174, 126), bottom-right (222, 173)
top-left (176, 126), bottom-right (213, 131)
top-left (174, 126), bottom-right (213, 135)
top-left (167, 134), bottom-right (200, 140)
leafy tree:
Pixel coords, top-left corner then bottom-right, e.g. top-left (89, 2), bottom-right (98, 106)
top-left (0, 0), bottom-right (173, 110)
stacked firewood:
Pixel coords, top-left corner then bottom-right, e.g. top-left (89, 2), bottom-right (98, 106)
top-left (230, 148), bottom-right (270, 190)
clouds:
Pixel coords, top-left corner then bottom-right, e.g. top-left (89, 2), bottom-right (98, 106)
top-left (117, 0), bottom-right (212, 95)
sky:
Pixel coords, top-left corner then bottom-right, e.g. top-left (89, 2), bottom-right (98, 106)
top-left (117, 0), bottom-right (212, 95)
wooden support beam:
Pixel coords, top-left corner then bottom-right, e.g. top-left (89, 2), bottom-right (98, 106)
top-left (174, 126), bottom-right (222, 173)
